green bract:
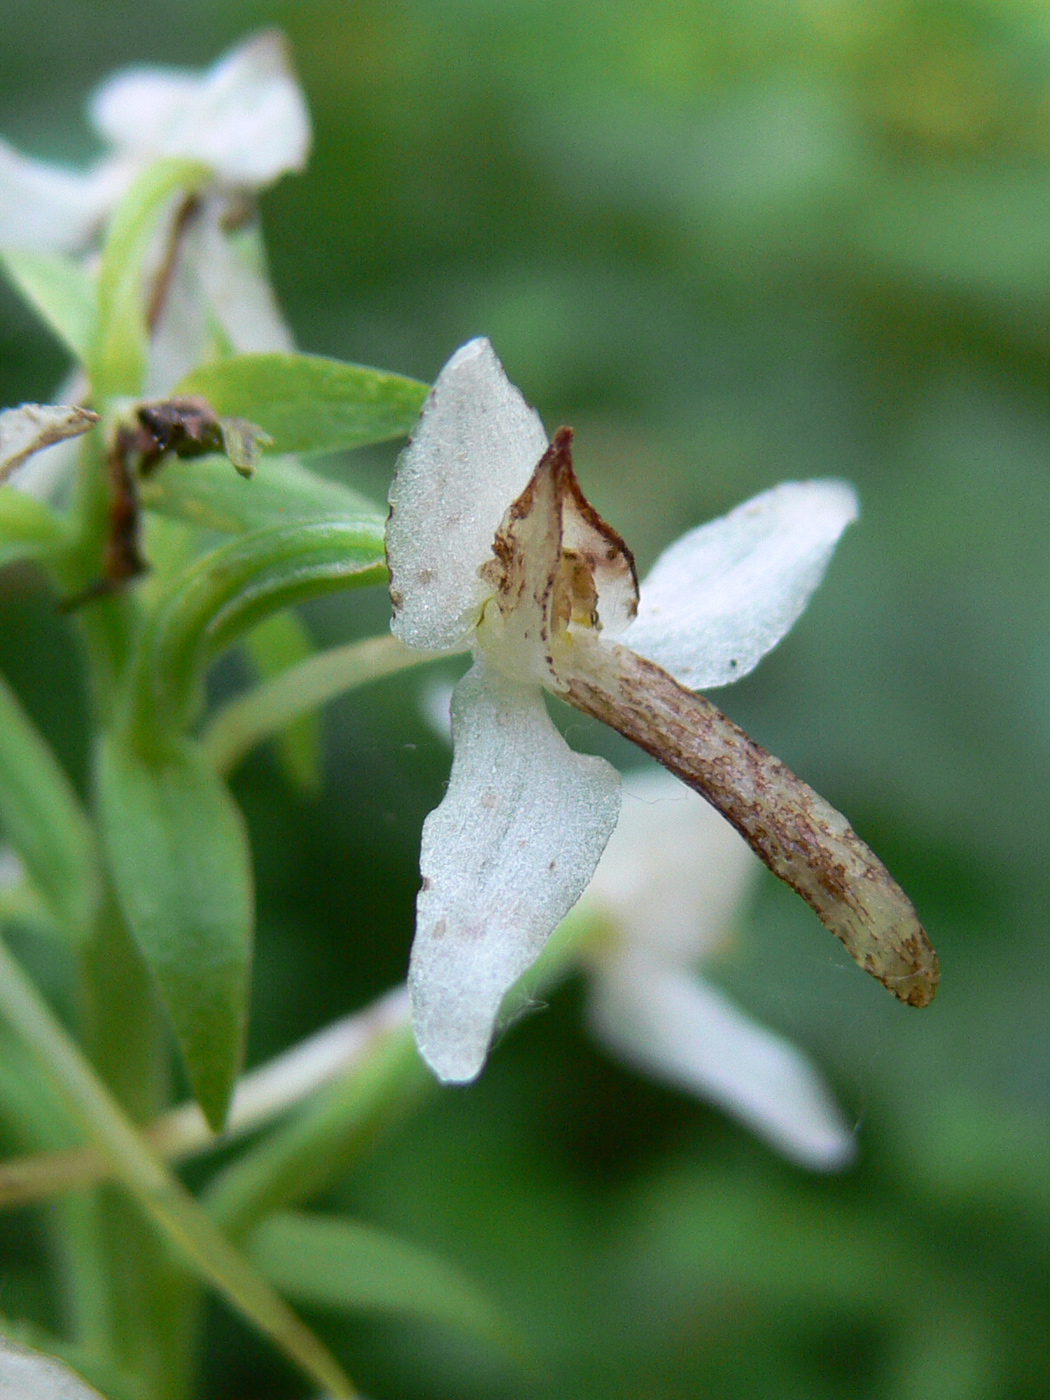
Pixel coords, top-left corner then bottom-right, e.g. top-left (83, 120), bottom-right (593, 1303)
top-left (138, 452), bottom-right (379, 534)
top-left (0, 249), bottom-right (97, 362)
top-left (175, 352), bottom-right (429, 454)
top-left (124, 517), bottom-right (385, 747)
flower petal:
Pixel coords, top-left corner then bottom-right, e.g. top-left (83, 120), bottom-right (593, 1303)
top-left (89, 31), bottom-right (311, 187)
top-left (89, 69), bottom-right (200, 153)
top-left (588, 954), bottom-right (855, 1170)
top-left (146, 203), bottom-right (294, 396)
top-left (145, 214), bottom-right (211, 396)
top-left (622, 480), bottom-right (858, 690)
top-left (0, 140), bottom-right (123, 252)
top-left (387, 337), bottom-right (548, 652)
top-left (409, 656), bottom-right (621, 1083)
top-left (0, 403), bottom-right (97, 484)
top-left (197, 209), bottom-right (295, 353)
top-left (584, 768), bottom-right (758, 966)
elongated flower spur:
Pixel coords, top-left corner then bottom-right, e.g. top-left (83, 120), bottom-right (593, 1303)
top-left (387, 337), bottom-right (939, 1084)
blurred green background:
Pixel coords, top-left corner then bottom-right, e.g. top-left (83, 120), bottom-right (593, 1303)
top-left (2, 1), bottom-right (1049, 1396)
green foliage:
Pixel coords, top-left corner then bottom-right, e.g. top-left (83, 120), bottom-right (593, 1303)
top-left (248, 1210), bottom-right (516, 1351)
top-left (0, 673), bottom-right (98, 941)
top-left (123, 518), bottom-right (386, 746)
top-left (0, 489), bottom-right (67, 569)
top-left (95, 733), bottom-right (252, 1131)
top-left (0, 250), bottom-right (96, 363)
top-left (138, 453), bottom-right (378, 534)
top-left (91, 159), bottom-right (209, 401)
top-left (174, 353), bottom-right (428, 455)
top-left (240, 612), bottom-right (322, 794)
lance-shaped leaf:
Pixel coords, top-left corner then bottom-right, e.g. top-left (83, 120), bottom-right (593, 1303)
top-left (0, 249), bottom-right (97, 362)
top-left (0, 488), bottom-right (68, 568)
top-left (0, 405), bottom-right (98, 485)
top-left (96, 731), bottom-right (252, 1130)
top-left (0, 1335), bottom-right (110, 1400)
top-left (124, 518), bottom-right (386, 748)
top-left (240, 611), bottom-right (322, 793)
top-left (139, 452), bottom-right (379, 534)
top-left (0, 674), bottom-right (98, 940)
top-left (247, 1211), bottom-right (516, 1353)
top-left (175, 352), bottom-right (429, 455)
top-left (91, 156), bottom-right (210, 400)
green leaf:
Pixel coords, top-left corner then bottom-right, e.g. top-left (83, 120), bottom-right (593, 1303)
top-left (0, 1333), bottom-right (110, 1399)
top-left (0, 487), bottom-right (68, 568)
top-left (95, 732), bottom-right (252, 1130)
top-left (124, 518), bottom-right (386, 747)
top-left (91, 157), bottom-right (210, 401)
top-left (247, 1211), bottom-right (516, 1352)
top-left (0, 249), bottom-right (97, 362)
top-left (240, 612), bottom-right (322, 793)
top-left (139, 453), bottom-right (379, 534)
top-left (0, 673), bottom-right (98, 941)
top-left (174, 352), bottom-right (429, 455)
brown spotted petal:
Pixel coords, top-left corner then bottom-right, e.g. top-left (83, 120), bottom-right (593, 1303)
top-left (479, 426), bottom-right (638, 684)
top-left (556, 430), bottom-right (638, 635)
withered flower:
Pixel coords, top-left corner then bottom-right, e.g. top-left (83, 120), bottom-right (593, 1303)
top-left (387, 338), bottom-right (938, 1084)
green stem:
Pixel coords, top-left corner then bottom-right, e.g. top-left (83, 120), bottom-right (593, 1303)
top-left (205, 1023), bottom-right (429, 1241)
top-left (0, 933), bottom-right (359, 1399)
top-left (78, 901), bottom-right (194, 1400)
top-left (203, 633), bottom-right (445, 776)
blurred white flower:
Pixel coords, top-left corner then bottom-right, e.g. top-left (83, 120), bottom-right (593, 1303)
top-left (583, 769), bottom-right (854, 1170)
top-left (387, 336), bottom-right (857, 1085)
top-left (0, 32), bottom-right (309, 494)
top-left (0, 30), bottom-right (309, 256)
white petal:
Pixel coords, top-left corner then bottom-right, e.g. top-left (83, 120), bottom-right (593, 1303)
top-left (588, 955), bottom-right (855, 1170)
top-left (89, 31), bottom-right (311, 187)
top-left (89, 69), bottom-right (201, 153)
top-left (622, 480), bottom-right (858, 691)
top-left (0, 1335), bottom-right (106, 1399)
top-left (584, 768), bottom-right (759, 966)
top-left (409, 656), bottom-right (620, 1083)
top-left (197, 206), bottom-right (294, 352)
top-left (387, 337), bottom-right (549, 652)
top-left (0, 403), bottom-right (97, 484)
top-left (6, 369), bottom-right (88, 505)
top-left (145, 214), bottom-right (210, 396)
top-left (0, 140), bottom-right (123, 252)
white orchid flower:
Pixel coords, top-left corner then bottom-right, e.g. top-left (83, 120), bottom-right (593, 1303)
top-left (0, 30), bottom-right (309, 256)
top-left (583, 768), bottom-right (854, 1170)
top-left (0, 32), bottom-right (309, 494)
top-left (0, 31), bottom-right (308, 370)
top-left (387, 337), bottom-right (938, 1086)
